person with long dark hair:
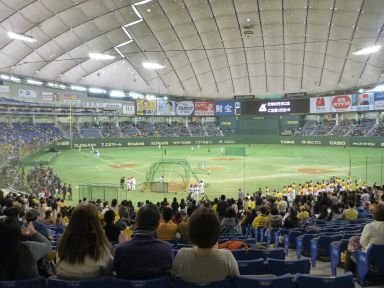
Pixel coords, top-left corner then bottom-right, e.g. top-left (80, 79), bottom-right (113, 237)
top-left (0, 216), bottom-right (51, 280)
top-left (55, 205), bottom-right (113, 279)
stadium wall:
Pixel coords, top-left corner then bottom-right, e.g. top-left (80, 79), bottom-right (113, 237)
top-left (54, 135), bottom-right (384, 149)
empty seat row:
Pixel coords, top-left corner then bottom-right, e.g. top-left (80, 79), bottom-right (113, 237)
top-left (0, 273), bottom-right (355, 288)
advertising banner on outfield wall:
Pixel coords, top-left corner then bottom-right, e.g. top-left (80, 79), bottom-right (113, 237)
top-left (122, 102), bottom-right (135, 115)
top-left (214, 101), bottom-right (234, 116)
top-left (352, 93), bottom-right (374, 111)
top-left (156, 100), bottom-right (176, 116)
top-left (374, 92), bottom-right (384, 110)
top-left (41, 92), bottom-right (59, 101)
top-left (194, 101), bottom-right (215, 116)
top-left (19, 89), bottom-right (37, 98)
top-left (331, 95), bottom-right (352, 112)
top-left (310, 96), bottom-right (332, 113)
top-left (136, 100), bottom-right (156, 116)
top-left (176, 101), bottom-right (194, 116)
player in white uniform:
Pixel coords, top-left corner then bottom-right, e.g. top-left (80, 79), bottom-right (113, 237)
top-left (193, 185), bottom-right (200, 201)
top-left (126, 177), bottom-right (132, 191)
top-left (95, 149), bottom-right (100, 158)
top-left (131, 177), bottom-right (136, 191)
top-left (199, 180), bottom-right (205, 194)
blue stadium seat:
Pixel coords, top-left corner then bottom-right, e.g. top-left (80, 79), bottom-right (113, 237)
top-left (173, 278), bottom-right (233, 288)
top-left (284, 230), bottom-right (301, 255)
top-left (231, 249), bottom-right (247, 260)
top-left (310, 234), bottom-right (343, 267)
top-left (356, 244), bottom-right (384, 287)
top-left (47, 277), bottom-right (106, 288)
top-left (296, 272), bottom-right (354, 288)
top-left (0, 277), bottom-right (45, 288)
top-left (234, 274), bottom-right (294, 288)
top-left (247, 248), bottom-right (285, 260)
top-left (266, 258), bottom-right (311, 275)
top-left (296, 233), bottom-right (322, 259)
top-left (266, 228), bottom-right (280, 247)
top-left (110, 277), bottom-right (170, 288)
top-left (330, 239), bottom-right (349, 276)
top-left (237, 259), bottom-right (265, 275)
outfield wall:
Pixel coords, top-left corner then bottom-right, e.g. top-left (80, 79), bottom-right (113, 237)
top-left (54, 135), bottom-right (384, 149)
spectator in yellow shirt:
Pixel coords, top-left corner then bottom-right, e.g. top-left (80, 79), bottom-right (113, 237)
top-left (156, 207), bottom-right (178, 241)
top-left (297, 206), bottom-right (309, 221)
top-left (252, 206), bottom-right (268, 229)
top-left (343, 202), bottom-right (358, 220)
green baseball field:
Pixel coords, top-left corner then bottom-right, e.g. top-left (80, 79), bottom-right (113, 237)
top-left (27, 144), bottom-right (382, 205)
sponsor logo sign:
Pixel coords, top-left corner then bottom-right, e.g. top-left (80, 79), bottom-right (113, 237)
top-left (41, 92), bottom-right (59, 101)
top-left (122, 102), bottom-right (135, 115)
top-left (331, 95), bottom-right (352, 112)
top-left (310, 96), bottom-right (332, 113)
top-left (0, 85), bottom-right (10, 93)
top-left (352, 93), bottom-right (374, 111)
top-left (19, 89), bottom-right (37, 98)
top-left (176, 101), bottom-right (194, 116)
top-left (136, 100), bottom-right (156, 115)
top-left (374, 92), bottom-right (384, 110)
top-left (214, 101), bottom-right (234, 116)
top-left (194, 101), bottom-right (215, 116)
top-left (156, 100), bottom-right (176, 116)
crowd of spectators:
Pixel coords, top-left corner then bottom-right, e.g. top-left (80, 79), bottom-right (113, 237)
top-left (1, 172), bottom-right (384, 282)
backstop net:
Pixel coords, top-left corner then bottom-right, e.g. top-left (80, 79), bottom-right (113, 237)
top-left (79, 183), bottom-right (119, 202)
top-left (144, 159), bottom-right (200, 193)
top-left (224, 146), bottom-right (245, 156)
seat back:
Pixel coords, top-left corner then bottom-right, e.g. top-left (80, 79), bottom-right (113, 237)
top-left (248, 248), bottom-right (285, 260)
top-left (366, 244), bottom-right (384, 275)
top-left (173, 278), bottom-right (233, 288)
top-left (47, 277), bottom-right (106, 288)
top-left (296, 272), bottom-right (354, 288)
top-left (0, 277), bottom-right (45, 288)
top-left (231, 249), bottom-right (247, 260)
top-left (237, 259), bottom-right (265, 275)
top-left (267, 258), bottom-right (311, 275)
top-left (110, 277), bottom-right (169, 288)
top-left (317, 235), bottom-right (343, 257)
top-left (234, 274), bottom-right (294, 288)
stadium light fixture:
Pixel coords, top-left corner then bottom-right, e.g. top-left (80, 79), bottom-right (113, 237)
top-left (71, 85), bottom-right (87, 92)
top-left (163, 96), bottom-right (168, 100)
top-left (27, 79), bottom-right (43, 86)
top-left (0, 74), bottom-right (10, 80)
top-left (129, 92), bottom-right (143, 99)
top-left (89, 53), bottom-right (115, 60)
top-left (135, 0), bottom-right (152, 5)
top-left (371, 84), bottom-right (384, 92)
top-left (89, 87), bottom-right (107, 94)
top-left (10, 76), bottom-right (21, 83)
top-left (142, 62), bottom-right (165, 70)
top-left (352, 45), bottom-right (381, 55)
top-left (110, 90), bottom-right (126, 97)
top-left (8, 31), bottom-right (37, 43)
top-left (146, 94), bottom-right (156, 100)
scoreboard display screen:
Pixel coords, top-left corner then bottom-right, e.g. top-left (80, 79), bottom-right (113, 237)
top-left (243, 99), bottom-right (309, 115)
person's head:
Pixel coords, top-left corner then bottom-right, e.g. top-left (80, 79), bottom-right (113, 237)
top-left (104, 210), bottom-right (115, 225)
top-left (224, 207), bottom-right (236, 218)
top-left (220, 195), bottom-right (226, 201)
top-left (45, 210), bottom-right (52, 219)
top-left (270, 207), bottom-right (278, 216)
top-left (118, 205), bottom-right (128, 218)
top-left (25, 209), bottom-right (38, 222)
top-left (373, 203), bottom-right (384, 221)
top-left (186, 206), bottom-right (196, 217)
top-left (162, 207), bottom-right (173, 222)
top-left (300, 206), bottom-right (306, 212)
top-left (189, 208), bottom-right (220, 248)
top-left (111, 199), bottom-right (118, 207)
top-left (57, 204), bottom-right (109, 264)
top-left (260, 206), bottom-right (267, 215)
top-left (136, 204), bottom-right (160, 230)
top-left (348, 201), bottom-right (354, 208)
top-left (0, 216), bottom-right (29, 279)
top-left (288, 208), bottom-right (297, 218)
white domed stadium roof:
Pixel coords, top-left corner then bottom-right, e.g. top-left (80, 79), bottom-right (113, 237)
top-left (0, 0), bottom-right (383, 98)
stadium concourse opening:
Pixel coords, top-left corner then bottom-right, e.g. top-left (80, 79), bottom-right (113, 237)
top-left (1, 0), bottom-right (384, 287)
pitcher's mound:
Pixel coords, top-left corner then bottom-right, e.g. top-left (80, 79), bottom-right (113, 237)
top-left (297, 167), bottom-right (334, 174)
top-left (109, 164), bottom-right (137, 168)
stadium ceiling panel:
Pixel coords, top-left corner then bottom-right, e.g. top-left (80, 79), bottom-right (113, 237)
top-left (0, 0), bottom-right (383, 99)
